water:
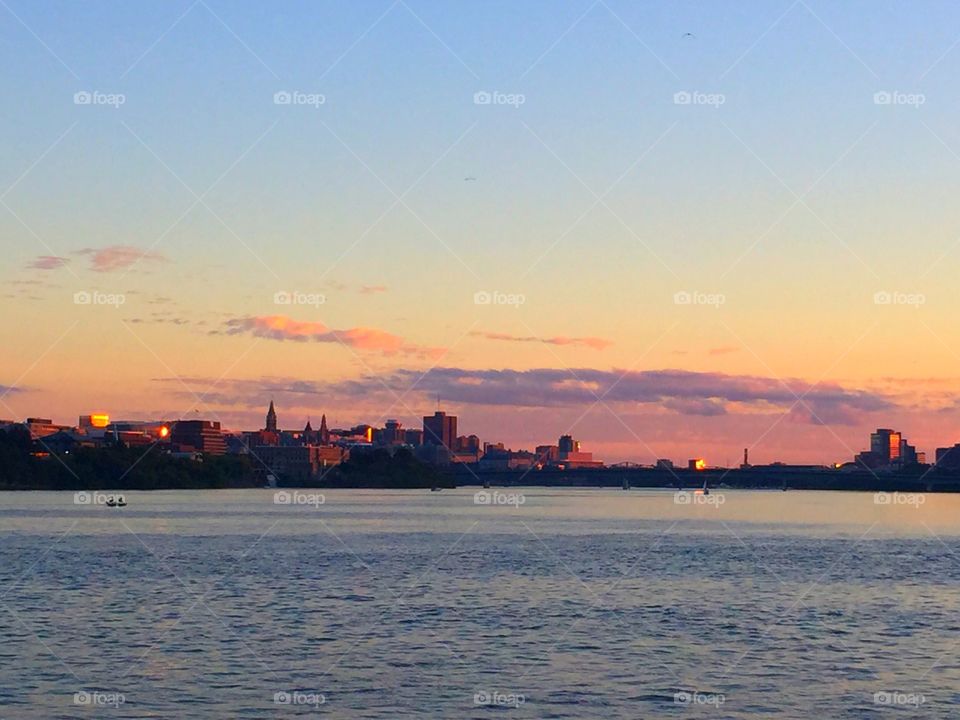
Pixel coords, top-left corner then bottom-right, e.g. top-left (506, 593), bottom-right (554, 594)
top-left (1, 488), bottom-right (959, 718)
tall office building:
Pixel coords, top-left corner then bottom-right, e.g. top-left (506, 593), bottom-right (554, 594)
top-left (423, 411), bottom-right (457, 448)
top-left (870, 428), bottom-right (902, 464)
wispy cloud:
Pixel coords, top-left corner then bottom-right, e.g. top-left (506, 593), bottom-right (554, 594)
top-left (28, 255), bottom-right (70, 270)
top-left (708, 345), bottom-right (739, 356)
top-left (471, 331), bottom-right (613, 351)
top-left (156, 366), bottom-right (895, 425)
top-left (221, 315), bottom-right (444, 358)
top-left (77, 245), bottom-right (168, 272)
top-left (359, 285), bottom-right (388, 295)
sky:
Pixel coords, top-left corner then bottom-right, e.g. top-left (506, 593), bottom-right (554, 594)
top-left (3, 0), bottom-right (960, 465)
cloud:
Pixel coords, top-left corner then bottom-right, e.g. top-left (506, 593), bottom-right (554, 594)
top-left (158, 367), bottom-right (895, 426)
top-left (708, 346), bottom-right (739, 356)
top-left (222, 315), bottom-right (444, 358)
top-left (359, 285), bottom-right (388, 295)
top-left (77, 245), bottom-right (167, 272)
top-left (471, 331), bottom-right (613, 351)
top-left (28, 256), bottom-right (70, 270)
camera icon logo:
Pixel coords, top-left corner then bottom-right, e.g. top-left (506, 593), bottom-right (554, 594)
top-left (473, 91), bottom-right (492, 105)
top-left (674, 490), bottom-right (692, 505)
top-left (273, 91), bottom-right (292, 105)
top-left (273, 290), bottom-right (292, 305)
top-left (74, 291), bottom-right (92, 305)
top-left (673, 91), bottom-right (692, 105)
top-left (873, 290), bottom-right (892, 305)
top-left (474, 290), bottom-right (492, 305)
top-left (73, 91), bottom-right (92, 105)
top-left (874, 492), bottom-right (891, 505)
top-left (74, 491), bottom-right (92, 505)
top-left (673, 291), bottom-right (692, 305)
top-left (74, 691), bottom-right (91, 705)
top-left (473, 490), bottom-right (492, 505)
top-left (873, 91), bottom-right (892, 105)
top-left (273, 691), bottom-right (291, 704)
top-left (273, 491), bottom-right (292, 505)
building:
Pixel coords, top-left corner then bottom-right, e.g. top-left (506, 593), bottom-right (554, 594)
top-left (78, 414), bottom-right (110, 430)
top-left (857, 428), bottom-right (919, 469)
top-left (265, 401), bottom-right (278, 432)
top-left (256, 444), bottom-right (347, 483)
top-left (423, 411), bottom-right (457, 449)
top-left (404, 429), bottom-right (423, 447)
top-left (455, 434), bottom-right (481, 453)
top-left (25, 418), bottom-right (69, 439)
top-left (871, 429), bottom-right (902, 464)
top-left (169, 420), bottom-right (227, 455)
top-left (381, 419), bottom-right (405, 445)
top-left (936, 444), bottom-right (960, 470)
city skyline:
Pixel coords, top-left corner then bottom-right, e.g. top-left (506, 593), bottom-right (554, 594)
top-left (8, 398), bottom-right (960, 473)
top-left (5, 2), bottom-right (960, 465)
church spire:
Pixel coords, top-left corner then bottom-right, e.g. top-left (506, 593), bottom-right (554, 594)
top-left (265, 400), bottom-right (278, 432)
top-left (319, 413), bottom-right (329, 444)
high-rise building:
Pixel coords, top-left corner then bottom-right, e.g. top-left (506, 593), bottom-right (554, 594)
top-left (423, 411), bottom-right (457, 448)
top-left (870, 429), bottom-right (901, 464)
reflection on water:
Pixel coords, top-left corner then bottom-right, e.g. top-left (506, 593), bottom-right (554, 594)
top-left (0, 489), bottom-right (958, 718)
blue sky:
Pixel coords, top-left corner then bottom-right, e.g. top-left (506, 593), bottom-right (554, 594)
top-left (4, 1), bottom-right (960, 463)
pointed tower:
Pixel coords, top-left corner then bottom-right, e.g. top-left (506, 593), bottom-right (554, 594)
top-left (319, 414), bottom-right (330, 444)
top-left (304, 417), bottom-right (313, 433)
top-left (265, 400), bottom-right (278, 432)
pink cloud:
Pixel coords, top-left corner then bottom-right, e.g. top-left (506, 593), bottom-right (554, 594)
top-left (28, 255), bottom-right (69, 270)
top-left (471, 331), bottom-right (613, 351)
top-left (708, 346), bottom-right (739, 356)
top-left (359, 285), bottom-right (388, 295)
top-left (77, 245), bottom-right (167, 272)
top-left (223, 315), bottom-right (444, 358)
